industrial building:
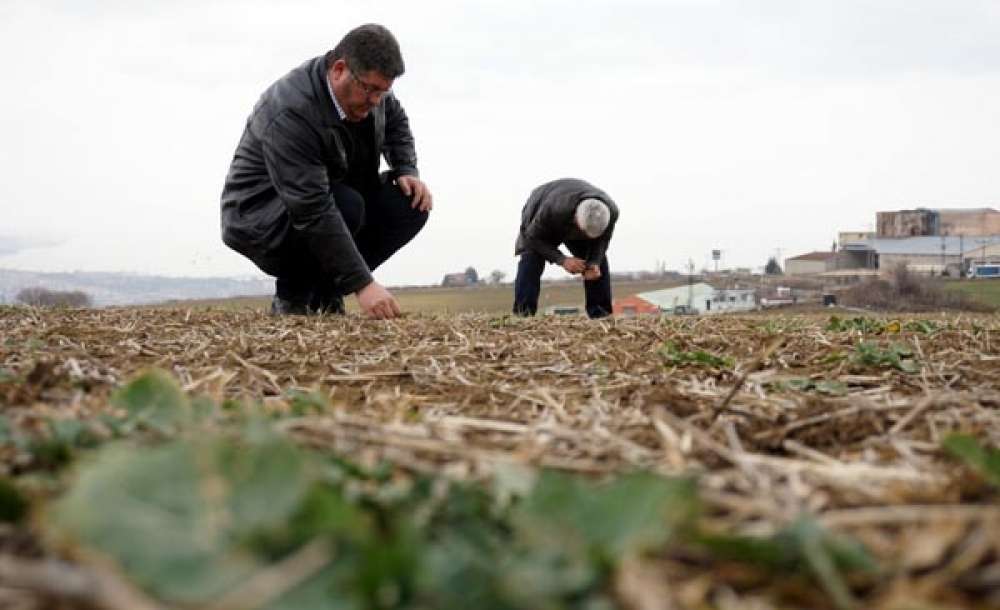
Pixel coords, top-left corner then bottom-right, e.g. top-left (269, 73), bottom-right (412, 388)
top-left (877, 208), bottom-right (1000, 238)
top-left (838, 231), bottom-right (874, 248)
top-left (838, 236), bottom-right (1000, 277)
top-left (785, 251), bottom-right (837, 275)
top-left (613, 283), bottom-right (757, 316)
top-left (786, 207), bottom-right (1000, 278)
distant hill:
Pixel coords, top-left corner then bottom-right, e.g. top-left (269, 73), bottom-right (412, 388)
top-left (0, 268), bottom-right (273, 307)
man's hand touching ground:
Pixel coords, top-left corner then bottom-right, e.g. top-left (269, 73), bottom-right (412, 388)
top-left (561, 257), bottom-right (587, 274)
top-left (582, 265), bottom-right (601, 281)
top-left (356, 281), bottom-right (402, 319)
top-left (397, 175), bottom-right (433, 212)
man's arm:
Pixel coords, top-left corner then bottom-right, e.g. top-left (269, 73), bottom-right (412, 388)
top-left (585, 224), bottom-right (615, 267)
top-left (522, 205), bottom-right (569, 265)
top-left (381, 94), bottom-right (418, 178)
top-left (260, 110), bottom-right (372, 294)
top-left (382, 94), bottom-right (431, 211)
top-left (524, 237), bottom-right (567, 265)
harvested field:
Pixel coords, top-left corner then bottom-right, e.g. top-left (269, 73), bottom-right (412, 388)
top-left (1, 306), bottom-right (999, 609)
top-left (162, 278), bottom-right (690, 314)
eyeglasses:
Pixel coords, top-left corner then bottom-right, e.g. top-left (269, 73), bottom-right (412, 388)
top-left (348, 67), bottom-right (391, 100)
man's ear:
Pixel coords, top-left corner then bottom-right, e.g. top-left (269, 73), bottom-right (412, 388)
top-left (329, 58), bottom-right (348, 81)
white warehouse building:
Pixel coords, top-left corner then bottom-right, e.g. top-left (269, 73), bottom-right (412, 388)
top-left (635, 283), bottom-right (757, 315)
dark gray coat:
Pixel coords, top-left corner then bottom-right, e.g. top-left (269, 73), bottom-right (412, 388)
top-left (515, 178), bottom-right (619, 266)
top-left (220, 56), bottom-right (419, 294)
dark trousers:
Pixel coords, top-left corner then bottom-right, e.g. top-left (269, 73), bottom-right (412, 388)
top-left (268, 181), bottom-right (427, 307)
top-left (513, 240), bottom-right (612, 319)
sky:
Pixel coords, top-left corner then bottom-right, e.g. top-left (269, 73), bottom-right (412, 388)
top-left (1, 0), bottom-right (999, 286)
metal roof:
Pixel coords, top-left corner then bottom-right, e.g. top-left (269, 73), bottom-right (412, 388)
top-left (636, 283), bottom-right (715, 309)
top-left (635, 284), bottom-right (754, 309)
top-left (841, 235), bottom-right (1000, 256)
top-left (788, 251), bottom-right (837, 261)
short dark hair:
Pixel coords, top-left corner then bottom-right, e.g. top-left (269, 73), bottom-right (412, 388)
top-left (327, 24), bottom-right (405, 79)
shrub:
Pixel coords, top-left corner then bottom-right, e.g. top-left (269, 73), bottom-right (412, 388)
top-left (841, 265), bottom-right (993, 312)
top-left (15, 287), bottom-right (92, 308)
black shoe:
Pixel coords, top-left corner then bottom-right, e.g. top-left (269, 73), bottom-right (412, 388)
top-left (512, 304), bottom-right (536, 317)
top-left (270, 296), bottom-right (309, 316)
top-left (309, 286), bottom-right (345, 315)
top-left (311, 295), bottom-right (345, 315)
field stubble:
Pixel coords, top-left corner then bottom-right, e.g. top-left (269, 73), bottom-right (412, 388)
top-left (1, 306), bottom-right (1000, 609)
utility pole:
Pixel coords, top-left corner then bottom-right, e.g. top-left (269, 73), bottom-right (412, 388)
top-left (687, 258), bottom-right (695, 311)
top-left (959, 234), bottom-right (964, 277)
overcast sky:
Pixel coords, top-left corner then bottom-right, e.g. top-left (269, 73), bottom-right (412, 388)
top-left (2, 0), bottom-right (999, 285)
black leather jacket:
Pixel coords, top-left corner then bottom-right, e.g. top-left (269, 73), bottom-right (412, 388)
top-left (220, 56), bottom-right (419, 294)
top-left (515, 178), bottom-right (619, 266)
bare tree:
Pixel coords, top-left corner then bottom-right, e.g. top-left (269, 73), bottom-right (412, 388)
top-left (489, 270), bottom-right (506, 285)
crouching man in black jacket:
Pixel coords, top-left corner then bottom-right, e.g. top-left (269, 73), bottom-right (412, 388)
top-left (513, 178), bottom-right (619, 319)
top-left (220, 24), bottom-right (431, 319)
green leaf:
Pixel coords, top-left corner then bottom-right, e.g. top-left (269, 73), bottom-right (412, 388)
top-left (518, 471), bottom-right (698, 562)
top-left (850, 342), bottom-right (919, 373)
top-left (26, 436), bottom-right (74, 470)
top-left (0, 478), bottom-right (29, 523)
top-left (695, 516), bottom-right (876, 610)
top-left (48, 418), bottom-right (102, 449)
top-left (659, 342), bottom-right (733, 369)
top-left (815, 380), bottom-right (849, 396)
top-left (785, 378), bottom-right (814, 392)
top-left (264, 563), bottom-right (360, 610)
top-left (190, 395), bottom-right (219, 424)
top-left (13, 418), bottom-right (106, 471)
top-left (827, 316), bottom-right (884, 334)
top-left (488, 314), bottom-right (523, 329)
top-left (492, 463), bottom-right (537, 511)
top-left (822, 350), bottom-right (847, 364)
top-left (904, 320), bottom-right (939, 334)
top-left (110, 369), bottom-right (190, 434)
top-left (942, 434), bottom-right (1000, 487)
top-left (286, 390), bottom-right (329, 416)
top-left (696, 517), bottom-right (876, 573)
top-left (795, 518), bottom-right (860, 610)
top-left (771, 378), bottom-right (848, 397)
top-left (51, 437), bottom-right (314, 604)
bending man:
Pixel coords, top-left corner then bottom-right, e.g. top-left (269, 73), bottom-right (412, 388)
top-left (513, 178), bottom-right (619, 319)
top-left (220, 24), bottom-right (432, 319)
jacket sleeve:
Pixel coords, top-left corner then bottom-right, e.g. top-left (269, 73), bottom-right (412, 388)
top-left (585, 226), bottom-right (614, 266)
top-left (261, 110), bottom-right (373, 294)
top-left (522, 206), bottom-right (567, 265)
top-left (382, 94), bottom-right (419, 178)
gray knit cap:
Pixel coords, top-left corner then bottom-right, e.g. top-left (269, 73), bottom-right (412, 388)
top-left (575, 198), bottom-right (611, 238)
